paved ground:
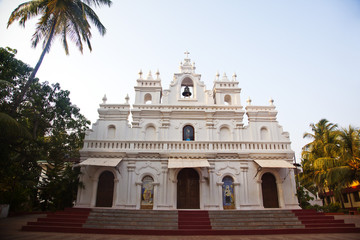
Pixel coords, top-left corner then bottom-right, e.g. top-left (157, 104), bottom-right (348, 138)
top-left (1, 214), bottom-right (360, 240)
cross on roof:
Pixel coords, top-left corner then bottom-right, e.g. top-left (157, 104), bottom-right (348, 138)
top-left (184, 51), bottom-right (190, 58)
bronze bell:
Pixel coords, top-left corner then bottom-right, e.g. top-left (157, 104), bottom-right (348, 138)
top-left (182, 86), bottom-right (192, 97)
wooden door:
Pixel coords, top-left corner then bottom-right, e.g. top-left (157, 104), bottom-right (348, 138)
top-left (96, 171), bottom-right (114, 207)
top-left (261, 172), bottom-right (279, 208)
top-left (177, 168), bottom-right (200, 209)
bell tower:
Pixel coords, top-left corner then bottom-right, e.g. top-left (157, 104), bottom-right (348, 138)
top-left (212, 72), bottom-right (241, 106)
top-left (163, 52), bottom-right (211, 105)
top-left (134, 69), bottom-right (162, 105)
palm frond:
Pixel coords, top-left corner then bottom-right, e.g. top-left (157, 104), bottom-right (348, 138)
top-left (0, 112), bottom-right (31, 140)
top-left (7, 1), bottom-right (43, 27)
top-left (82, 3), bottom-right (106, 35)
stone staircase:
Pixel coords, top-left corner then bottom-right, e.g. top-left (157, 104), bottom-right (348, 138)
top-left (22, 208), bottom-right (360, 235)
top-left (84, 209), bottom-right (178, 230)
top-left (209, 210), bottom-right (304, 230)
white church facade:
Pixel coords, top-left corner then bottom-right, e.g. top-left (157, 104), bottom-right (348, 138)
top-left (75, 54), bottom-right (299, 210)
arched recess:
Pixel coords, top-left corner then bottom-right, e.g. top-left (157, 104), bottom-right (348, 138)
top-left (261, 172), bottom-right (279, 208)
top-left (222, 176), bottom-right (235, 209)
top-left (107, 125), bottom-right (116, 139)
top-left (144, 93), bottom-right (152, 104)
top-left (183, 125), bottom-right (195, 141)
top-left (224, 95), bottom-right (232, 105)
top-left (96, 171), bottom-right (115, 207)
top-left (260, 127), bottom-right (269, 141)
top-left (219, 126), bottom-right (231, 141)
top-left (177, 168), bottom-right (199, 209)
top-left (140, 176), bottom-right (154, 209)
top-left (145, 125), bottom-right (156, 140)
top-left (181, 77), bottom-right (194, 98)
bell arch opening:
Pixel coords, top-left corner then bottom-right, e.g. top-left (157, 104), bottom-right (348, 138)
top-left (181, 77), bottom-right (194, 98)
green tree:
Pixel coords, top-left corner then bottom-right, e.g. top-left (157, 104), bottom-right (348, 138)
top-left (300, 119), bottom-right (360, 208)
top-left (0, 47), bottom-right (89, 211)
top-left (7, 0), bottom-right (112, 110)
top-left (301, 119), bottom-right (339, 195)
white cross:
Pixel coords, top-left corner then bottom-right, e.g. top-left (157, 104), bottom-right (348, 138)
top-left (184, 51), bottom-right (190, 58)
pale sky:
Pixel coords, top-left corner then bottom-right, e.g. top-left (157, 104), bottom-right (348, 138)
top-left (1, 0), bottom-right (359, 161)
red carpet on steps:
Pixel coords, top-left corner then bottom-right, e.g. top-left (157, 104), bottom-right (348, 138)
top-left (21, 208), bottom-right (360, 235)
top-left (178, 211), bottom-right (211, 230)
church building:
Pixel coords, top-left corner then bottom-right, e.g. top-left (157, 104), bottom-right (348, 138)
top-left (75, 53), bottom-right (299, 210)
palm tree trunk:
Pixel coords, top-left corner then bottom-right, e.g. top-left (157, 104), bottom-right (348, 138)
top-left (11, 18), bottom-right (58, 114)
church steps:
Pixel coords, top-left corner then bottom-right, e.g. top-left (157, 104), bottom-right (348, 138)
top-left (37, 217), bottom-right (88, 223)
top-left (178, 211), bottom-right (211, 230)
top-left (21, 208), bottom-right (360, 235)
top-left (87, 215), bottom-right (178, 221)
top-left (301, 219), bottom-right (344, 224)
top-left (84, 223), bottom-right (178, 230)
top-left (85, 220), bottom-right (178, 226)
top-left (28, 221), bottom-right (84, 227)
top-left (304, 223), bottom-right (356, 228)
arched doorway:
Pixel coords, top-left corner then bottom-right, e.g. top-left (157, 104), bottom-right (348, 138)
top-left (261, 172), bottom-right (279, 208)
top-left (177, 168), bottom-right (199, 209)
top-left (96, 171), bottom-right (114, 207)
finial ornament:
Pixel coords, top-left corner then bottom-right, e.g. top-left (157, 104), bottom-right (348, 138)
top-left (125, 94), bottom-right (130, 104)
top-left (184, 51), bottom-right (190, 58)
top-left (215, 71), bottom-right (220, 81)
top-left (269, 97), bottom-right (274, 106)
top-left (147, 70), bottom-right (153, 80)
top-left (156, 69), bottom-right (160, 79)
top-left (232, 72), bottom-right (237, 81)
top-left (246, 97), bottom-right (252, 106)
top-left (139, 69), bottom-right (143, 79)
top-left (102, 94), bottom-right (107, 104)
top-left (222, 72), bottom-right (229, 81)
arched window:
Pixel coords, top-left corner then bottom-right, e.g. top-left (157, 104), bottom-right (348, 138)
top-left (220, 126), bottom-right (230, 141)
top-left (181, 77), bottom-right (194, 98)
top-left (260, 127), bottom-right (269, 140)
top-left (107, 125), bottom-right (116, 139)
top-left (144, 93), bottom-right (152, 104)
top-left (222, 176), bottom-right (235, 209)
top-left (141, 176), bottom-right (154, 209)
top-left (224, 95), bottom-right (231, 105)
top-left (145, 125), bottom-right (156, 140)
top-left (183, 125), bottom-right (195, 141)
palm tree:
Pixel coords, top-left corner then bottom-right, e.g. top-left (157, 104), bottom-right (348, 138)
top-left (301, 120), bottom-right (360, 208)
top-left (301, 119), bottom-right (340, 201)
top-left (7, 0), bottom-right (112, 111)
top-left (338, 126), bottom-right (360, 182)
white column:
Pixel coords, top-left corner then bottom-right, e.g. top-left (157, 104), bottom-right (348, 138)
top-left (241, 167), bottom-right (249, 204)
top-left (234, 182), bottom-right (241, 209)
top-left (217, 182), bottom-right (224, 210)
top-left (135, 182), bottom-right (142, 209)
top-left (257, 179), bottom-right (263, 208)
top-left (113, 178), bottom-right (119, 207)
top-left (161, 161), bottom-right (168, 206)
top-left (208, 163), bottom-right (216, 208)
top-left (126, 161), bottom-right (136, 208)
top-left (277, 180), bottom-right (285, 208)
top-left (153, 183), bottom-right (160, 209)
top-left (90, 177), bottom-right (98, 207)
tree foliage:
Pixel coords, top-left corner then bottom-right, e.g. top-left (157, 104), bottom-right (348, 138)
top-left (299, 118), bottom-right (360, 207)
top-left (7, 0), bottom-right (112, 110)
top-left (0, 47), bottom-right (89, 212)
